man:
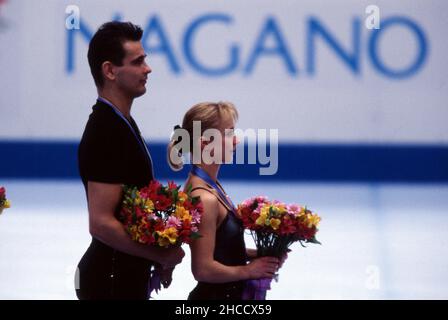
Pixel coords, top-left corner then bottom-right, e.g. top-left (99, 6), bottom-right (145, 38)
top-left (76, 21), bottom-right (184, 300)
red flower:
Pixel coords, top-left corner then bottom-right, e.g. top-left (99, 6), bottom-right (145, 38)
top-left (140, 233), bottom-right (155, 245)
top-left (120, 180), bottom-right (204, 251)
top-left (140, 180), bottom-right (162, 198)
top-left (180, 229), bottom-right (192, 241)
top-left (294, 223), bottom-right (316, 240)
top-left (167, 181), bottom-right (178, 191)
top-left (279, 217), bottom-right (296, 235)
top-left (249, 212), bottom-right (259, 223)
top-left (182, 200), bottom-right (194, 211)
top-left (154, 194), bottom-right (172, 211)
top-left (153, 220), bottom-right (165, 232)
top-left (135, 206), bottom-right (146, 219)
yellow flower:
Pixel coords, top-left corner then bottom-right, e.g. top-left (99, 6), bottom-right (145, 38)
top-left (157, 237), bottom-right (171, 247)
top-left (178, 191), bottom-right (188, 203)
top-left (144, 199), bottom-right (154, 211)
top-left (256, 212), bottom-right (267, 226)
top-left (174, 205), bottom-right (191, 222)
top-left (306, 214), bottom-right (321, 228)
top-left (137, 220), bottom-right (148, 234)
top-left (261, 205), bottom-right (271, 216)
top-left (4, 200), bottom-right (10, 208)
top-left (273, 204), bottom-right (287, 216)
top-left (129, 225), bottom-right (140, 241)
top-left (270, 218), bottom-right (281, 230)
top-left (295, 208), bottom-right (306, 219)
top-left (157, 227), bottom-right (178, 246)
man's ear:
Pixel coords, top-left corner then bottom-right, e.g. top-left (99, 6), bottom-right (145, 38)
top-left (101, 61), bottom-right (116, 82)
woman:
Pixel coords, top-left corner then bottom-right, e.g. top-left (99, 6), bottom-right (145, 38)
top-left (167, 101), bottom-right (283, 300)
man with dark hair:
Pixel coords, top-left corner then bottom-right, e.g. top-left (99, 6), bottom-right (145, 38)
top-left (76, 21), bottom-right (184, 300)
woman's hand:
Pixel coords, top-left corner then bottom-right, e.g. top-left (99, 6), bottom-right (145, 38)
top-left (245, 256), bottom-right (280, 279)
top-left (246, 248), bottom-right (258, 261)
top-left (279, 249), bottom-right (290, 269)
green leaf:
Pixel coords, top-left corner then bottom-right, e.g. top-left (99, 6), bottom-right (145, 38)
top-left (190, 232), bottom-right (202, 240)
top-left (191, 195), bottom-right (201, 205)
top-left (172, 189), bottom-right (178, 201)
top-left (307, 237), bottom-right (322, 245)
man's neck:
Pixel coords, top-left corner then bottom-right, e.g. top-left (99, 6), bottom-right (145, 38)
top-left (98, 87), bottom-right (133, 120)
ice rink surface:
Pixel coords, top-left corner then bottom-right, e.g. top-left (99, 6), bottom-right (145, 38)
top-left (1, 180), bottom-right (447, 300)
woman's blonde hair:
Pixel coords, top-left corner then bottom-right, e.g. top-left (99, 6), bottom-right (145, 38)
top-left (167, 101), bottom-right (239, 171)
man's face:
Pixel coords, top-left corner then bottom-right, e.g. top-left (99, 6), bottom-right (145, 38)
top-left (114, 40), bottom-right (151, 98)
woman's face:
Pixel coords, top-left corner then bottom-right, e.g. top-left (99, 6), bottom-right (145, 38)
top-left (197, 115), bottom-right (239, 165)
top-left (218, 116), bottom-right (238, 164)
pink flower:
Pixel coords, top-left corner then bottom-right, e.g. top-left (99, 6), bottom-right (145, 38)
top-left (272, 200), bottom-right (286, 207)
top-left (166, 216), bottom-right (181, 228)
top-left (190, 208), bottom-right (202, 224)
top-left (147, 213), bottom-right (156, 221)
top-left (255, 196), bottom-right (269, 203)
top-left (287, 204), bottom-right (303, 214)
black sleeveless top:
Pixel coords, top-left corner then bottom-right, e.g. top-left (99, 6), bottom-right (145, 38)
top-left (188, 186), bottom-right (248, 300)
top-left (214, 208), bottom-right (247, 267)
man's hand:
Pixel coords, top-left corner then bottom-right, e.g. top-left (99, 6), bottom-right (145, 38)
top-left (158, 246), bottom-right (185, 269)
top-left (156, 264), bottom-right (175, 288)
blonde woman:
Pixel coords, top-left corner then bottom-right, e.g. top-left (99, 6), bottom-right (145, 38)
top-left (167, 102), bottom-right (282, 300)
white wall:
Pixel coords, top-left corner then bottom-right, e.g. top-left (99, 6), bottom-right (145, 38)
top-left (0, 0), bottom-right (447, 144)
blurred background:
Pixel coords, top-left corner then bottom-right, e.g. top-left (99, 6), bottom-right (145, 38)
top-left (0, 0), bottom-right (447, 299)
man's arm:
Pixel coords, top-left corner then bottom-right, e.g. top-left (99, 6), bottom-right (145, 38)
top-left (87, 181), bottom-right (184, 268)
top-left (246, 248), bottom-right (258, 260)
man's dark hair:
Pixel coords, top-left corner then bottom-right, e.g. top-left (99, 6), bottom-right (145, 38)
top-left (88, 21), bottom-right (143, 88)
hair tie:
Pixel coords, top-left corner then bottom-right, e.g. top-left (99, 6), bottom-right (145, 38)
top-left (171, 125), bottom-right (183, 144)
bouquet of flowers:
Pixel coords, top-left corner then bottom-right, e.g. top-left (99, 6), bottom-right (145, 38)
top-left (0, 186), bottom-right (11, 215)
top-left (237, 196), bottom-right (321, 300)
top-left (119, 180), bottom-right (203, 297)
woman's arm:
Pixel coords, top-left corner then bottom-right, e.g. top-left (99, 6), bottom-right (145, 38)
top-left (189, 190), bottom-right (279, 283)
